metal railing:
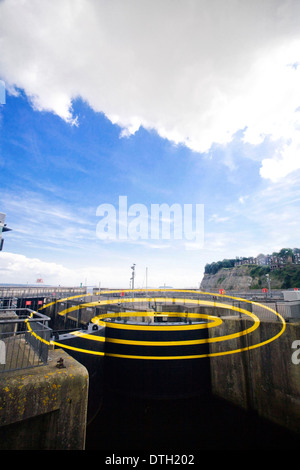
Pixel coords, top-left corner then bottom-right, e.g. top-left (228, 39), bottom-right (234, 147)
top-left (89, 291), bottom-right (300, 322)
top-left (0, 308), bottom-right (52, 373)
top-left (0, 286), bottom-right (86, 299)
top-left (0, 297), bottom-right (18, 309)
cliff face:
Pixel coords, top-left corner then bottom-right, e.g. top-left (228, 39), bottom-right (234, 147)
top-left (201, 263), bottom-right (300, 292)
top-left (200, 266), bottom-right (254, 291)
top-left (201, 264), bottom-right (300, 291)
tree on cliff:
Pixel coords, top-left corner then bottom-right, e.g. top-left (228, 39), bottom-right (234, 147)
top-left (204, 259), bottom-right (235, 274)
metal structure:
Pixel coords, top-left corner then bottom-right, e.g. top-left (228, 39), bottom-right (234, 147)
top-left (0, 212), bottom-right (12, 251)
top-left (0, 308), bottom-right (51, 373)
top-left (130, 263), bottom-right (136, 289)
top-left (0, 286), bottom-right (86, 299)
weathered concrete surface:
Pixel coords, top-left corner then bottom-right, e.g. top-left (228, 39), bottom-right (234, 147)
top-left (209, 318), bottom-right (300, 435)
top-left (0, 349), bottom-right (89, 450)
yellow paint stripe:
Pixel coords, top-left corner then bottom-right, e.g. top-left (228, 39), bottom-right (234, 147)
top-left (38, 293), bottom-right (93, 310)
top-left (54, 297), bottom-right (261, 349)
top-left (25, 319), bottom-right (50, 346)
top-left (96, 306), bottom-right (259, 346)
top-left (102, 303), bottom-right (284, 360)
top-left (50, 340), bottom-right (105, 356)
top-left (92, 310), bottom-right (223, 331)
top-left (65, 304), bottom-right (259, 347)
top-left (31, 289), bottom-right (286, 359)
top-left (38, 288), bottom-right (209, 311)
top-left (24, 311), bottom-right (105, 355)
top-left (70, 330), bottom-right (105, 342)
top-left (56, 296), bottom-right (254, 317)
top-left (102, 302), bottom-right (285, 359)
top-left (73, 314), bottom-right (222, 337)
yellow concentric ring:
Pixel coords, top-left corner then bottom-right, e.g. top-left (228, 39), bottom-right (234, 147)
top-left (34, 289), bottom-right (286, 359)
top-left (91, 310), bottom-right (222, 330)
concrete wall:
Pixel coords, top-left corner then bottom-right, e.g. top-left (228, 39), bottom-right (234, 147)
top-left (209, 318), bottom-right (300, 434)
top-left (0, 349), bottom-right (89, 450)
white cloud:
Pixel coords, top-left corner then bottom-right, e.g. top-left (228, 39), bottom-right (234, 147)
top-left (1, 0), bottom-right (300, 180)
top-left (0, 251), bottom-right (74, 285)
top-left (222, 174), bottom-right (300, 254)
top-left (0, 251), bottom-right (204, 288)
top-left (259, 133), bottom-right (300, 181)
top-left (208, 214), bottom-right (229, 223)
top-left (0, 251), bottom-right (136, 286)
top-left (0, 190), bottom-right (96, 247)
top-left (238, 196), bottom-right (249, 204)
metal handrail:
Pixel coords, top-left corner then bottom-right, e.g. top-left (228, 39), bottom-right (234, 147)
top-left (0, 308), bottom-right (52, 373)
top-left (0, 308), bottom-right (51, 322)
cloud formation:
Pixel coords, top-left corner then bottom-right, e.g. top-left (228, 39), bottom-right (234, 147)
top-left (0, 251), bottom-right (74, 285)
top-left (0, 0), bottom-right (300, 180)
top-left (0, 251), bottom-right (120, 286)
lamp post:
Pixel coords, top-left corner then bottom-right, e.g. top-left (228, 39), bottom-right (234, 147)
top-left (266, 273), bottom-right (271, 298)
top-left (131, 263), bottom-right (136, 290)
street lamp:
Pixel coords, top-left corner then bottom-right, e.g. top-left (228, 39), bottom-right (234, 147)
top-left (131, 264), bottom-right (136, 290)
top-left (266, 273), bottom-right (271, 297)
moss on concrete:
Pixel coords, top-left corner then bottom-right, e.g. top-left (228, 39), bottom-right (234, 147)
top-left (0, 349), bottom-right (89, 450)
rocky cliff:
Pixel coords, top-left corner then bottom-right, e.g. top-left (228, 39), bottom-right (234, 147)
top-left (200, 266), bottom-right (254, 291)
top-left (200, 264), bottom-right (300, 291)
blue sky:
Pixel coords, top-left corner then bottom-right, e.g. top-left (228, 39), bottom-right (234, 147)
top-left (0, 0), bottom-right (300, 287)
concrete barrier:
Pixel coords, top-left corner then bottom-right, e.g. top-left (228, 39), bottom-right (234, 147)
top-left (209, 318), bottom-right (300, 435)
top-left (0, 349), bottom-right (89, 450)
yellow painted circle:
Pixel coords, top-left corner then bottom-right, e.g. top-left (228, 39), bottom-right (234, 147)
top-left (88, 300), bottom-right (260, 349)
top-left (92, 310), bottom-right (222, 330)
top-left (35, 289), bottom-right (286, 359)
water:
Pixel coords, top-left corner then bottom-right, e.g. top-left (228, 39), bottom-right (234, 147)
top-left (86, 389), bottom-right (299, 451)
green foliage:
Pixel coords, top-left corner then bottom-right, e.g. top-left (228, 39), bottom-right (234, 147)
top-left (270, 265), bottom-right (300, 289)
top-left (204, 248), bottom-right (300, 289)
top-left (278, 248), bottom-right (294, 259)
top-left (249, 266), bottom-right (270, 277)
top-left (204, 258), bottom-right (236, 275)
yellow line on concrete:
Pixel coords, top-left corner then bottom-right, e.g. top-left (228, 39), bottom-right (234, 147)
top-left (38, 293), bottom-right (93, 310)
top-left (70, 330), bottom-right (105, 342)
top-left (92, 310), bottom-right (223, 330)
top-left (34, 289), bottom-right (286, 359)
top-left (88, 303), bottom-right (260, 346)
top-left (50, 340), bottom-right (105, 356)
top-left (38, 288), bottom-right (208, 311)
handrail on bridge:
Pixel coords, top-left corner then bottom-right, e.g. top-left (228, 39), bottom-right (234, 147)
top-left (0, 308), bottom-right (52, 373)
